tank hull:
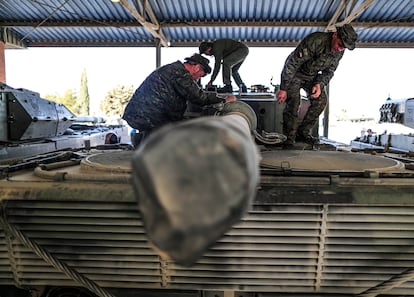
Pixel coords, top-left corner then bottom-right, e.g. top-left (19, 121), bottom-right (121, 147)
top-left (2, 147), bottom-right (414, 297)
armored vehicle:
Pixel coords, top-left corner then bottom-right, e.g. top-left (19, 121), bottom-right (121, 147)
top-left (2, 87), bottom-right (414, 297)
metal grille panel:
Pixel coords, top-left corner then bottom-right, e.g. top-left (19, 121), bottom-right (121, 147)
top-left (2, 199), bottom-right (414, 295)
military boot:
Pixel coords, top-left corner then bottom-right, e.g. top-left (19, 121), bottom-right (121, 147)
top-left (217, 84), bottom-right (233, 93)
top-left (296, 134), bottom-right (320, 145)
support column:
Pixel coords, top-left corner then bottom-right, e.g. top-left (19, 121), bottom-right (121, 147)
top-left (155, 38), bottom-right (161, 68)
top-left (0, 41), bottom-right (6, 84)
top-left (0, 27), bottom-right (26, 84)
top-left (323, 84), bottom-right (330, 137)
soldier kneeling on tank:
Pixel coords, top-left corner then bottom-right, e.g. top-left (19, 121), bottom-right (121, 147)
top-left (122, 53), bottom-right (236, 148)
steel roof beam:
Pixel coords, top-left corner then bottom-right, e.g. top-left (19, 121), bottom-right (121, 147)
top-left (326, 0), bottom-right (347, 31)
top-left (25, 39), bottom-right (410, 48)
top-left (326, 0), bottom-right (375, 31)
top-left (118, 0), bottom-right (168, 47)
top-left (0, 27), bottom-right (26, 48)
top-left (14, 40), bottom-right (414, 49)
top-left (339, 0), bottom-right (376, 26)
top-left (1, 20), bottom-right (412, 28)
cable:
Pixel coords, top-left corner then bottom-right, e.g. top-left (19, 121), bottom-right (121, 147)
top-left (24, 0), bottom-right (148, 43)
top-left (0, 206), bottom-right (117, 297)
top-left (20, 0), bottom-right (71, 42)
top-left (358, 267), bottom-right (414, 297)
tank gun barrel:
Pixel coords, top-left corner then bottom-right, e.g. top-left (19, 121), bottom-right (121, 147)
top-left (73, 115), bottom-right (106, 123)
top-left (130, 101), bottom-right (260, 266)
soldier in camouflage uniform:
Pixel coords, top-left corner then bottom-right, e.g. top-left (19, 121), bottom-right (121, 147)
top-left (122, 53), bottom-right (236, 147)
top-left (276, 24), bottom-right (358, 148)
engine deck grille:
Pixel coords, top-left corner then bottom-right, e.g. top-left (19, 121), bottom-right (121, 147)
top-left (2, 197), bottom-right (414, 296)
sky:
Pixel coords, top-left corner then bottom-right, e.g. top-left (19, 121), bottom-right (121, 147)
top-left (4, 46), bottom-right (414, 142)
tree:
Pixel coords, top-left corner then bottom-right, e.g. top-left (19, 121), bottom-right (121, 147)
top-left (99, 85), bottom-right (134, 117)
top-left (74, 68), bottom-right (90, 115)
top-left (44, 89), bottom-right (78, 114)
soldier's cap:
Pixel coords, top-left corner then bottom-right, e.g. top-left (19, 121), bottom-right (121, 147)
top-left (184, 53), bottom-right (212, 74)
top-left (337, 24), bottom-right (358, 50)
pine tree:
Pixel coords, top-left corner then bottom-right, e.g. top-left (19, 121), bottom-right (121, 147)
top-left (100, 85), bottom-right (134, 117)
top-left (76, 68), bottom-right (90, 115)
top-left (44, 89), bottom-right (78, 114)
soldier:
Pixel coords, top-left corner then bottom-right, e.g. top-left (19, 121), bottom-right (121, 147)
top-left (276, 24), bottom-right (358, 148)
top-left (199, 39), bottom-right (249, 93)
top-left (122, 53), bottom-right (236, 147)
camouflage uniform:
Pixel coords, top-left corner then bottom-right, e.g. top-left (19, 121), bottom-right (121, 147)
top-left (122, 61), bottom-right (224, 134)
top-left (279, 32), bottom-right (344, 143)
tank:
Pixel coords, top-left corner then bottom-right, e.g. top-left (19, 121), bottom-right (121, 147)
top-left (352, 96), bottom-right (414, 152)
top-left (2, 92), bottom-right (414, 297)
top-left (0, 84), bottom-right (130, 162)
top-left (379, 97), bottom-right (414, 127)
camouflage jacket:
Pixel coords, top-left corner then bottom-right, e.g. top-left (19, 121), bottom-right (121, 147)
top-left (122, 61), bottom-right (223, 131)
top-left (279, 32), bottom-right (344, 91)
top-left (210, 39), bottom-right (248, 82)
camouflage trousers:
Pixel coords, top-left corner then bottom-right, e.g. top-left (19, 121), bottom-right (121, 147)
top-left (283, 76), bottom-right (328, 142)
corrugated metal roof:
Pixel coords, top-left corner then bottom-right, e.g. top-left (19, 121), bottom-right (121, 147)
top-left (0, 0), bottom-right (413, 48)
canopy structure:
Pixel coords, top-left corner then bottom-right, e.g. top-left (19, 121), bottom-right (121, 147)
top-left (0, 0), bottom-right (413, 49)
top-left (0, 0), bottom-right (412, 135)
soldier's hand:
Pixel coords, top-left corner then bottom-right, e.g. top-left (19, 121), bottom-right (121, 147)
top-left (207, 81), bottom-right (213, 87)
top-left (225, 95), bottom-right (237, 102)
top-left (310, 83), bottom-right (321, 99)
top-left (276, 90), bottom-right (287, 103)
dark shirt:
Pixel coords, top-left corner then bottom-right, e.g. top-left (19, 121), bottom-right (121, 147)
top-left (280, 32), bottom-right (344, 90)
top-left (122, 61), bottom-right (223, 131)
